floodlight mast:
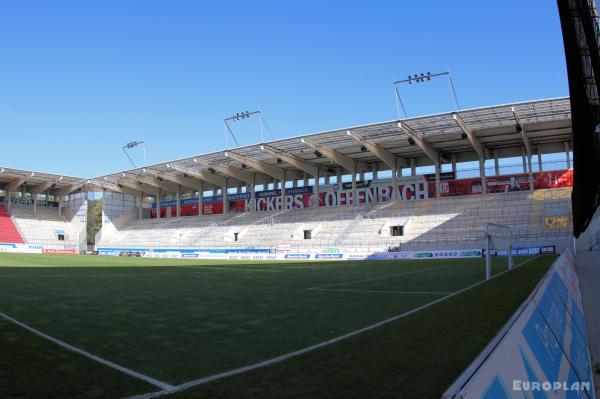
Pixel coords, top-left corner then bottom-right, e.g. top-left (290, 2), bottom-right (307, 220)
top-left (223, 110), bottom-right (274, 148)
top-left (392, 71), bottom-right (461, 119)
top-left (121, 141), bottom-right (146, 168)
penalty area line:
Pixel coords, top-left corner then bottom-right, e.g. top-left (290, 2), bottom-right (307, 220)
top-left (0, 310), bottom-right (175, 392)
top-left (124, 255), bottom-right (543, 399)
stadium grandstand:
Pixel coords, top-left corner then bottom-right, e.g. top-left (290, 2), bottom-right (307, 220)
top-left (1, 97), bottom-right (575, 259)
top-left (0, 169), bottom-right (87, 254)
top-left (2, 2), bottom-right (600, 397)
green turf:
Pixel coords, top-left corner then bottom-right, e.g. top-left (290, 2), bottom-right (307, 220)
top-left (0, 253), bottom-right (554, 399)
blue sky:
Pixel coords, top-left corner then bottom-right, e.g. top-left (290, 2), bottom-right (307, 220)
top-left (0, 1), bottom-right (568, 177)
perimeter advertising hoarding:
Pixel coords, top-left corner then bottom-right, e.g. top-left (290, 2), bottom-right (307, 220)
top-left (443, 252), bottom-right (595, 399)
top-left (95, 247), bottom-right (484, 261)
top-left (0, 243), bottom-right (76, 254)
top-left (151, 169), bottom-right (573, 218)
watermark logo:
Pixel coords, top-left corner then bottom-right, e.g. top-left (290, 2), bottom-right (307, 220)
top-left (513, 380), bottom-right (591, 392)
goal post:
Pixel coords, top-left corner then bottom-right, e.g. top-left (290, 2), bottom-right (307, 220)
top-left (484, 222), bottom-right (513, 280)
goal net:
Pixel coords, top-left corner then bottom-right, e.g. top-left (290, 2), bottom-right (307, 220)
top-left (484, 222), bottom-right (514, 280)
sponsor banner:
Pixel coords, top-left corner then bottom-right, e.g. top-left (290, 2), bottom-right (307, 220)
top-left (424, 171), bottom-right (457, 182)
top-left (444, 252), bottom-right (595, 399)
top-left (0, 198), bottom-right (59, 207)
top-left (315, 253), bottom-right (343, 259)
top-left (151, 170), bottom-right (573, 217)
top-left (226, 253), bottom-right (279, 261)
top-left (284, 253), bottom-right (311, 260)
top-left (256, 187), bottom-right (314, 211)
top-left (181, 253), bottom-right (199, 258)
top-left (368, 249), bottom-right (483, 260)
top-left (41, 249), bottom-right (77, 255)
top-left (484, 246), bottom-right (556, 257)
top-left (0, 243), bottom-right (46, 254)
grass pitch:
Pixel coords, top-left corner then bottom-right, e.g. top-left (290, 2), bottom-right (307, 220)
top-left (0, 253), bottom-right (554, 399)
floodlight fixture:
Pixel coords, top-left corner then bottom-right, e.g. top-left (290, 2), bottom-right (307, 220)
top-left (224, 110), bottom-right (274, 148)
top-left (121, 140), bottom-right (146, 168)
top-left (393, 70), bottom-right (460, 118)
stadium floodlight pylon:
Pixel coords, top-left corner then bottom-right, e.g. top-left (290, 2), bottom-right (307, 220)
top-left (224, 110), bottom-right (274, 148)
top-left (393, 71), bottom-right (460, 119)
top-left (484, 222), bottom-right (513, 280)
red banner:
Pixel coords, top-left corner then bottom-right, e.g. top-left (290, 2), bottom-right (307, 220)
top-left (42, 249), bottom-right (77, 255)
top-left (150, 169), bottom-right (573, 218)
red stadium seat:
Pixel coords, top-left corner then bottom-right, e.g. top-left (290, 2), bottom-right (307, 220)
top-left (0, 204), bottom-right (25, 244)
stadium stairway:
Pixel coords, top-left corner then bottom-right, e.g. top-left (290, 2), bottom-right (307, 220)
top-left (0, 203), bottom-right (25, 244)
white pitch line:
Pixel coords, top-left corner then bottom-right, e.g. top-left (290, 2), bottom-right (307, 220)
top-left (309, 288), bottom-right (454, 295)
top-left (306, 264), bottom-right (448, 290)
top-left (0, 310), bottom-right (175, 392)
top-left (124, 256), bottom-right (543, 399)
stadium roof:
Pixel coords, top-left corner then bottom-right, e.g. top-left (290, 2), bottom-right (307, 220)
top-left (0, 167), bottom-right (86, 198)
top-left (90, 97), bottom-right (571, 197)
top-left (1, 97), bottom-right (573, 198)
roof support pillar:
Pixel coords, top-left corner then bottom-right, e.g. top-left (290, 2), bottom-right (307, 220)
top-left (33, 194), bottom-right (37, 217)
top-left (223, 179), bottom-right (228, 215)
top-left (351, 167), bottom-right (357, 207)
top-left (6, 190), bottom-right (11, 209)
top-left (198, 181), bottom-right (204, 220)
top-left (451, 153), bottom-right (457, 174)
top-left (521, 147), bottom-right (528, 173)
top-left (435, 162), bottom-right (441, 199)
top-left (313, 167), bottom-right (320, 208)
top-left (565, 141), bottom-right (571, 169)
top-left (494, 149), bottom-right (500, 176)
top-left (372, 163), bottom-right (378, 180)
top-left (479, 159), bottom-right (487, 194)
top-left (156, 189), bottom-right (161, 220)
top-left (537, 146), bottom-right (543, 173)
top-left (410, 158), bottom-right (416, 176)
top-left (392, 159), bottom-right (398, 202)
top-left (139, 191), bottom-right (143, 221)
top-left (280, 172), bottom-right (286, 210)
top-left (249, 178), bottom-right (255, 213)
top-left (176, 185), bottom-right (181, 218)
